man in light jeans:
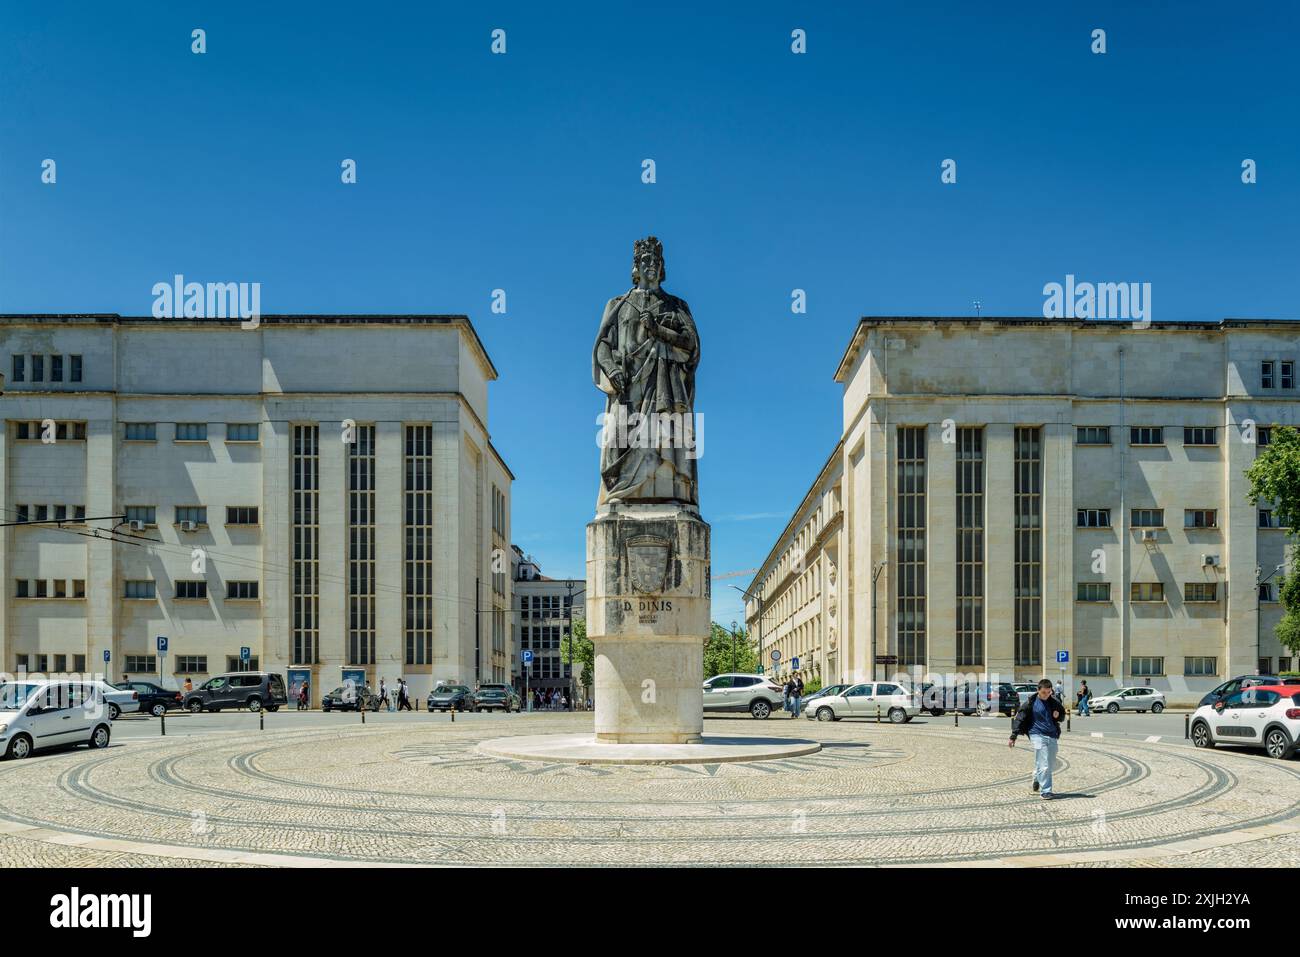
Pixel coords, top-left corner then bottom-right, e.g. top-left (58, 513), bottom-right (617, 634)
top-left (1009, 678), bottom-right (1065, 799)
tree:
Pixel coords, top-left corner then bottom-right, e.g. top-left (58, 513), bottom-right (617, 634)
top-left (559, 617), bottom-right (595, 691)
top-left (1247, 424), bottom-right (1300, 657)
top-left (703, 622), bottom-right (756, 678)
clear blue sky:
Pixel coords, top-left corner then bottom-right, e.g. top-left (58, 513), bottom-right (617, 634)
top-left (3, 1), bottom-right (1297, 626)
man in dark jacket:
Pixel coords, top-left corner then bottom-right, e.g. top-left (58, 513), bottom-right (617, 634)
top-left (1009, 678), bottom-right (1065, 798)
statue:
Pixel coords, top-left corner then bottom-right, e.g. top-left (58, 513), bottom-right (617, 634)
top-left (592, 236), bottom-right (700, 508)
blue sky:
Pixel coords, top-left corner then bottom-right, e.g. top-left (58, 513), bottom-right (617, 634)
top-left (2, 1), bottom-right (1297, 626)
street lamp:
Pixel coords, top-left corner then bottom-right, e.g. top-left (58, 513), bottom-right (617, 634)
top-left (565, 579), bottom-right (586, 710)
top-left (730, 620), bottom-right (738, 673)
top-left (871, 560), bottom-right (887, 682)
top-left (1256, 563), bottom-right (1286, 673)
top-left (729, 584), bottom-right (762, 672)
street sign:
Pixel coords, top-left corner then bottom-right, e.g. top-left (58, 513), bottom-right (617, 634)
top-left (771, 650), bottom-right (781, 662)
top-left (103, 650), bottom-right (111, 663)
top-left (791, 657), bottom-right (800, 669)
top-left (877, 655), bottom-right (898, 664)
top-left (521, 649), bottom-right (534, 664)
top-left (156, 636), bottom-right (168, 654)
top-left (240, 646), bottom-right (251, 661)
top-left (1056, 651), bottom-right (1070, 664)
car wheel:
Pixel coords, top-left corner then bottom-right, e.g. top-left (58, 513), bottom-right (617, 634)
top-left (816, 706), bottom-right (834, 722)
top-left (889, 707), bottom-right (907, 724)
top-left (150, 703), bottom-right (167, 717)
top-left (188, 700), bottom-right (204, 714)
top-left (247, 697), bottom-right (263, 713)
top-left (89, 724), bottom-right (111, 749)
top-left (750, 700), bottom-right (772, 719)
top-left (1191, 721), bottom-right (1214, 749)
top-left (1264, 728), bottom-right (1293, 760)
top-left (5, 734), bottom-right (33, 760)
top-left (108, 703), bottom-right (121, 721)
top-left (1106, 703), bottom-right (1119, 714)
top-left (1152, 702), bottom-right (1164, 714)
top-left (322, 704), bottom-right (331, 712)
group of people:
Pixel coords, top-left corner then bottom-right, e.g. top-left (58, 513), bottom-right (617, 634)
top-left (782, 674), bottom-right (805, 717)
top-left (531, 689), bottom-right (571, 711)
top-left (375, 678), bottom-right (413, 711)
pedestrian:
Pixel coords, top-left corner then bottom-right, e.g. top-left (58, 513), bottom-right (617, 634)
top-left (1009, 678), bottom-right (1065, 799)
top-left (183, 677), bottom-right (193, 693)
top-left (792, 673), bottom-right (804, 718)
top-left (562, 691), bottom-right (569, 711)
top-left (122, 674), bottom-right (130, 685)
top-left (299, 678), bottom-right (310, 711)
top-left (398, 679), bottom-right (412, 711)
top-left (1077, 680), bottom-right (1091, 717)
top-left (378, 677), bottom-right (388, 712)
top-left (782, 677), bottom-right (794, 715)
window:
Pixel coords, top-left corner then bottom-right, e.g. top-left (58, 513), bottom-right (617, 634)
top-left (11, 355), bottom-right (23, 382)
top-left (50, 355), bottom-right (63, 382)
top-left (1076, 582), bottom-right (1111, 602)
top-left (1131, 582), bottom-right (1165, 602)
top-left (293, 424), bottom-right (320, 665)
top-left (125, 506), bottom-right (157, 526)
top-left (1130, 427), bottom-right (1163, 445)
top-left (1183, 427), bottom-right (1216, 446)
top-left (1076, 426), bottom-right (1110, 445)
top-left (124, 655), bottom-right (157, 673)
top-left (31, 355), bottom-right (43, 382)
top-left (226, 581), bottom-right (259, 600)
top-left (174, 506), bottom-right (207, 526)
top-left (73, 654), bottom-right (85, 672)
top-left (1184, 509), bottom-right (1217, 529)
top-left (175, 423), bottom-right (207, 441)
top-left (1077, 508), bottom-right (1111, 528)
top-left (956, 439), bottom-right (983, 667)
top-left (1262, 360), bottom-right (1275, 389)
top-left (34, 505), bottom-right (47, 522)
top-left (123, 580), bottom-right (156, 599)
top-left (15, 580), bottom-right (28, 598)
top-left (1014, 427), bottom-right (1042, 667)
top-left (70, 355), bottom-right (82, 382)
top-left (53, 505), bottom-right (66, 522)
top-left (14, 654), bottom-right (28, 672)
top-left (1131, 509), bottom-right (1164, 527)
top-left (14, 422), bottom-right (28, 440)
top-left (124, 422), bottom-right (157, 441)
top-left (226, 423), bottom-right (259, 442)
top-left (349, 425), bottom-right (376, 666)
top-left (1259, 510), bottom-right (1280, 528)
top-left (1185, 656), bottom-right (1217, 677)
top-left (53, 580), bottom-right (66, 598)
top-left (226, 506), bottom-right (259, 525)
top-left (34, 580), bottom-right (47, 598)
top-left (175, 580), bottom-right (208, 600)
top-left (15, 505), bottom-right (28, 523)
top-left (1184, 582), bottom-right (1218, 602)
top-left (226, 656), bottom-right (259, 672)
top-left (53, 654), bottom-right (67, 673)
top-left (1078, 656), bottom-right (1111, 676)
top-left (896, 426), bottom-right (927, 668)
top-left (405, 424), bottom-right (433, 666)
top-left (1259, 583), bottom-right (1275, 602)
top-left (1280, 656), bottom-right (1293, 673)
top-left (1131, 657), bottom-right (1164, 677)
top-left (1283, 361), bottom-right (1296, 390)
top-left (175, 655), bottom-right (208, 673)
top-left (73, 579), bottom-right (85, 598)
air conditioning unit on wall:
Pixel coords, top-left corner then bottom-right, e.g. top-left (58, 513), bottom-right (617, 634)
top-left (1141, 529), bottom-right (1158, 542)
top-left (1202, 554), bottom-right (1220, 567)
top-left (179, 520), bottom-right (198, 532)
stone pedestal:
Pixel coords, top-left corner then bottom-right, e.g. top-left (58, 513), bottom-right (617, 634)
top-left (586, 504), bottom-right (710, 744)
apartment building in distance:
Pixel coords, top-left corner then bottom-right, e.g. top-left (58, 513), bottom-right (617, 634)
top-left (0, 314), bottom-right (513, 702)
top-left (510, 545), bottom-right (583, 703)
top-left (746, 318), bottom-right (1298, 703)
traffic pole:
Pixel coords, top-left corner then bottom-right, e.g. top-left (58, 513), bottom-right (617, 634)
top-left (160, 710), bottom-right (166, 737)
top-left (1184, 713), bottom-right (1190, 739)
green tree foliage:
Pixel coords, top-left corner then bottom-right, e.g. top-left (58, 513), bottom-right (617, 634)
top-left (703, 622), bottom-right (756, 678)
top-left (559, 618), bottom-right (595, 690)
top-left (1247, 424), bottom-right (1300, 655)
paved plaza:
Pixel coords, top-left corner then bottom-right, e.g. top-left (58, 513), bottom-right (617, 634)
top-left (0, 713), bottom-right (1297, 867)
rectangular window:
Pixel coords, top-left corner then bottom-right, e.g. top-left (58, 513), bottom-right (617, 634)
top-left (34, 580), bottom-right (47, 598)
top-left (50, 355), bottom-right (63, 382)
top-left (349, 425), bottom-right (377, 666)
top-left (125, 506), bottom-right (157, 527)
top-left (1279, 656), bottom-right (1293, 673)
top-left (1131, 656), bottom-right (1165, 677)
top-left (1259, 509), bottom-right (1279, 528)
top-left (72, 579), bottom-right (85, 598)
top-left (53, 580), bottom-right (66, 598)
top-left (124, 422), bottom-right (157, 441)
top-left (1078, 656), bottom-right (1111, 676)
top-left (174, 506), bottom-right (207, 526)
top-left (1014, 427), bottom-right (1042, 667)
top-left (293, 424), bottom-right (320, 665)
top-left (1076, 508), bottom-right (1111, 528)
top-left (896, 426), bottom-right (927, 668)
top-left (11, 355), bottom-right (24, 382)
top-left (175, 655), bottom-right (208, 673)
top-left (226, 506), bottom-right (259, 525)
top-left (15, 505), bottom-right (28, 523)
top-left (1131, 582), bottom-right (1165, 602)
top-left (53, 505), bottom-right (66, 522)
top-left (175, 580), bottom-right (207, 600)
top-left (15, 654), bottom-right (28, 672)
top-left (15, 580), bottom-right (28, 598)
top-left (1184, 509), bottom-right (1217, 529)
top-left (405, 424), bottom-right (434, 666)
top-left (955, 427), bottom-right (984, 667)
top-left (1258, 427), bottom-right (1273, 447)
top-left (1262, 360), bottom-right (1275, 389)
top-left (14, 422), bottom-right (28, 440)
top-left (226, 581), bottom-right (259, 600)
top-left (31, 355), bottom-right (43, 382)
top-left (1184, 657), bottom-right (1217, 677)
top-left (70, 355), bottom-right (82, 382)
top-left (53, 654), bottom-right (67, 673)
top-left (1076, 582), bottom-right (1111, 602)
top-left (1259, 583), bottom-right (1275, 602)
top-left (226, 423), bottom-right (259, 442)
top-left (124, 655), bottom-right (157, 673)
top-left (1131, 509), bottom-right (1164, 527)
top-left (1283, 361), bottom-right (1296, 390)
top-left (1184, 582), bottom-right (1218, 602)
top-left (227, 655), bottom-right (260, 672)
top-left (175, 423), bottom-right (207, 441)
top-left (34, 505), bottom-right (48, 522)
top-left (124, 580), bottom-right (155, 600)
top-left (1130, 427), bottom-right (1164, 446)
top-left (1183, 427), bottom-right (1216, 446)
top-left (1076, 426), bottom-right (1110, 445)
top-left (73, 654), bottom-right (85, 672)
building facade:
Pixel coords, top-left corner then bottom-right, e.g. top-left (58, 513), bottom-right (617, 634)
top-left (510, 545), bottom-right (583, 704)
top-left (747, 318), bottom-right (1298, 703)
top-left (0, 315), bottom-right (512, 702)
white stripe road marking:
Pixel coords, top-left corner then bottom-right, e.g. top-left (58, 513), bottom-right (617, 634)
top-left (1145, 735), bottom-right (1161, 743)
top-left (1090, 732), bottom-right (1104, 738)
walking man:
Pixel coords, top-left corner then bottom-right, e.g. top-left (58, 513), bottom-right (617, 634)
top-left (398, 679), bottom-right (412, 711)
top-left (1009, 678), bottom-right (1065, 799)
top-left (792, 673), bottom-right (804, 719)
top-left (1076, 680), bottom-right (1091, 717)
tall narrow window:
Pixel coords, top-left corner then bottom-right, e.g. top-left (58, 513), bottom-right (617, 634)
top-left (896, 426), bottom-right (926, 667)
top-left (1014, 427), bottom-right (1042, 666)
top-left (405, 425), bottom-right (434, 665)
top-left (70, 355), bottom-right (82, 382)
top-left (292, 425), bottom-right (319, 665)
top-left (956, 427), bottom-right (984, 667)
top-left (349, 425), bottom-right (376, 665)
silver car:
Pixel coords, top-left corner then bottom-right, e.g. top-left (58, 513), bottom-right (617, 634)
top-left (702, 673), bottom-right (786, 719)
top-left (803, 682), bottom-right (919, 723)
top-left (1088, 686), bottom-right (1166, 714)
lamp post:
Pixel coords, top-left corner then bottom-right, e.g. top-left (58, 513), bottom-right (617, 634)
top-left (871, 560), bottom-right (888, 682)
top-left (729, 584), bottom-right (762, 672)
top-left (565, 579), bottom-right (586, 710)
top-left (1256, 563), bottom-right (1286, 673)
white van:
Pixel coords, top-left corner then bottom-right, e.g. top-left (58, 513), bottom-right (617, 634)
top-left (0, 679), bottom-right (113, 759)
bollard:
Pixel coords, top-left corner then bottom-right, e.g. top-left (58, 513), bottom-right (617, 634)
top-left (260, 709), bottom-right (264, 731)
top-left (160, 709), bottom-right (166, 737)
top-left (1067, 709), bottom-right (1072, 733)
top-left (954, 710), bottom-right (959, 727)
top-left (1184, 713), bottom-right (1190, 739)
top-left (876, 705), bottom-right (881, 724)
top-left (451, 705), bottom-right (456, 723)
top-left (361, 701), bottom-right (366, 724)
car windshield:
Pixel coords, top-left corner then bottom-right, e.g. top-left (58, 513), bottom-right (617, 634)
top-left (0, 683), bottom-right (41, 710)
top-left (435, 686), bottom-right (468, 694)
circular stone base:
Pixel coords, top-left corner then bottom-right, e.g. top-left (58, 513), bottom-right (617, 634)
top-left (478, 733), bottom-right (821, 765)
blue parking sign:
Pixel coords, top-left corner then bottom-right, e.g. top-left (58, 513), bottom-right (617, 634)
top-left (522, 649), bottom-right (534, 664)
top-left (156, 636), bottom-right (168, 653)
top-left (1056, 651), bottom-right (1069, 664)
top-left (240, 646), bottom-right (251, 661)
top-left (103, 650), bottom-right (111, 662)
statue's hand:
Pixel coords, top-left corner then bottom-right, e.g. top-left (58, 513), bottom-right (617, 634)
top-left (608, 370), bottom-right (627, 393)
top-left (638, 310), bottom-right (658, 335)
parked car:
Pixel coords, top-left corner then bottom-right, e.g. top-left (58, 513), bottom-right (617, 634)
top-left (805, 681), bottom-right (919, 723)
top-left (1190, 685), bottom-right (1300, 759)
top-left (920, 682), bottom-right (1018, 717)
top-left (1197, 675), bottom-right (1300, 709)
top-left (321, 684), bottom-right (380, 712)
top-left (0, 679), bottom-right (113, 759)
top-left (1088, 687), bottom-right (1166, 713)
top-left (702, 673), bottom-right (786, 718)
top-left (472, 684), bottom-right (521, 713)
top-left (1012, 683), bottom-right (1040, 707)
top-left (91, 680), bottom-right (140, 720)
top-left (427, 684), bottom-right (473, 712)
top-left (803, 683), bottom-right (850, 704)
top-left (183, 672), bottom-right (288, 713)
top-left (115, 680), bottom-right (182, 717)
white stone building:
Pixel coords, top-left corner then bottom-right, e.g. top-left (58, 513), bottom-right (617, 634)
top-left (747, 318), bottom-right (1298, 704)
top-left (510, 544), bottom-right (583, 705)
top-left (0, 314), bottom-right (512, 703)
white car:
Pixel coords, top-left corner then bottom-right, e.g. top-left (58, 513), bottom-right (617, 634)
top-left (1191, 685), bottom-right (1300, 760)
top-left (90, 680), bottom-right (140, 720)
top-left (702, 673), bottom-right (786, 718)
top-left (1087, 687), bottom-right (1166, 714)
top-left (1012, 683), bottom-right (1039, 707)
top-left (0, 679), bottom-right (114, 759)
top-left (803, 681), bottom-right (919, 723)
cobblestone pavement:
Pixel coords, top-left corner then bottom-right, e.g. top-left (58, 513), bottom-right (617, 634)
top-left (0, 715), bottom-right (1296, 867)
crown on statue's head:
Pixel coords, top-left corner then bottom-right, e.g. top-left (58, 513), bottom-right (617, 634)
top-left (631, 235), bottom-right (665, 283)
